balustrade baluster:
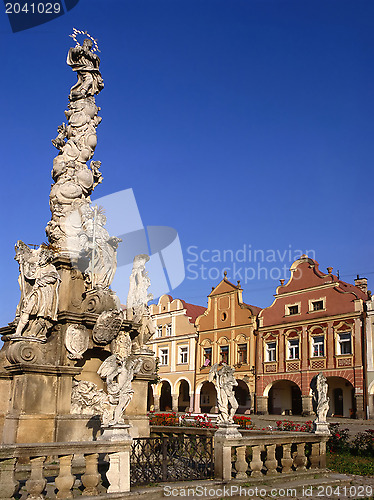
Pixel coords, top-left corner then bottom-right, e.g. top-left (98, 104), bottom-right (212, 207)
top-left (235, 446), bottom-right (248, 479)
top-left (249, 445), bottom-right (263, 477)
top-left (82, 453), bottom-right (100, 496)
top-left (264, 444), bottom-right (278, 474)
top-left (55, 454), bottom-right (75, 499)
top-left (25, 456), bottom-right (46, 499)
top-left (310, 443), bottom-right (320, 469)
top-left (294, 443), bottom-right (307, 470)
top-left (0, 457), bottom-right (19, 499)
top-left (281, 443), bottom-right (293, 473)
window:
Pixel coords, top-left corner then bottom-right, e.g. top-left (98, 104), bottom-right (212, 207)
top-left (238, 344), bottom-right (248, 364)
top-left (266, 342), bottom-right (276, 362)
top-left (156, 325), bottom-right (163, 338)
top-left (179, 346), bottom-right (188, 364)
top-left (165, 324), bottom-right (172, 336)
top-left (160, 348), bottom-right (169, 365)
top-left (220, 345), bottom-right (229, 363)
top-left (203, 347), bottom-right (212, 367)
top-left (288, 305), bottom-right (299, 315)
top-left (312, 300), bottom-right (324, 311)
top-left (338, 332), bottom-right (352, 355)
top-left (312, 336), bottom-right (325, 357)
top-left (288, 339), bottom-right (299, 359)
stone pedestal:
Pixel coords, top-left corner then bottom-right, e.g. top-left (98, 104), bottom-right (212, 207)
top-left (99, 424), bottom-right (132, 442)
top-left (314, 420), bottom-right (330, 435)
top-left (99, 424), bottom-right (132, 493)
top-left (214, 424), bottom-right (242, 481)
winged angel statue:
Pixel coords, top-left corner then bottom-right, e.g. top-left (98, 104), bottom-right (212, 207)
top-left (97, 353), bottom-right (143, 425)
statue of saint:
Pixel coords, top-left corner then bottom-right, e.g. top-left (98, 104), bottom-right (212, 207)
top-left (14, 242), bottom-right (60, 339)
top-left (209, 363), bottom-right (239, 423)
top-left (80, 206), bottom-right (121, 289)
top-left (66, 38), bottom-right (104, 100)
top-left (126, 254), bottom-right (155, 351)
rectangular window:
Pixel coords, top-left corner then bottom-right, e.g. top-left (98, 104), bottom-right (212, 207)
top-left (238, 344), bottom-right (248, 364)
top-left (312, 300), bottom-right (324, 311)
top-left (165, 324), bottom-right (172, 336)
top-left (203, 347), bottom-right (212, 366)
top-left (156, 325), bottom-right (163, 338)
top-left (288, 339), bottom-right (299, 359)
top-left (179, 346), bottom-right (188, 364)
top-left (220, 345), bottom-right (229, 363)
top-left (266, 342), bottom-right (276, 362)
top-left (312, 336), bottom-right (325, 357)
top-left (160, 348), bottom-right (169, 365)
top-left (288, 305), bottom-right (299, 315)
top-left (339, 332), bottom-right (352, 355)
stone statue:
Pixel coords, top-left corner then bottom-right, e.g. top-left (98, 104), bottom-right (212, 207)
top-left (13, 242), bottom-right (60, 339)
top-left (46, 32), bottom-right (105, 257)
top-left (97, 354), bottom-right (143, 425)
top-left (312, 372), bottom-right (330, 434)
top-left (80, 206), bottom-right (121, 289)
top-left (66, 38), bottom-right (104, 100)
top-left (209, 363), bottom-right (239, 424)
top-left (126, 254), bottom-right (155, 352)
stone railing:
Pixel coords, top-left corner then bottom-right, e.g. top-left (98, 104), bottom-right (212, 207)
top-left (0, 440), bottom-right (132, 499)
top-left (214, 428), bottom-right (329, 480)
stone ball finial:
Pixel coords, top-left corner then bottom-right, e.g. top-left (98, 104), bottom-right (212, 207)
top-left (280, 279), bottom-right (285, 286)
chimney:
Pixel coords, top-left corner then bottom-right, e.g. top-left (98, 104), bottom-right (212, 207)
top-left (354, 275), bottom-right (368, 293)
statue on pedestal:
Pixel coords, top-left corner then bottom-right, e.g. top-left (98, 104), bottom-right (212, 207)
top-left (312, 372), bottom-right (330, 435)
top-left (209, 363), bottom-right (239, 424)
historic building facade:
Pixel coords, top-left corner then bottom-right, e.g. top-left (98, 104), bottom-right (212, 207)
top-left (194, 275), bottom-right (261, 414)
top-left (148, 295), bottom-right (206, 412)
top-left (257, 255), bottom-right (368, 418)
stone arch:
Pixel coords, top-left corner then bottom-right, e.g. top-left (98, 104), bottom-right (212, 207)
top-left (174, 378), bottom-right (191, 412)
top-left (326, 376), bottom-right (354, 418)
top-left (266, 378), bottom-right (302, 416)
top-left (234, 379), bottom-right (251, 413)
top-left (159, 379), bottom-right (172, 411)
top-left (199, 380), bottom-right (217, 414)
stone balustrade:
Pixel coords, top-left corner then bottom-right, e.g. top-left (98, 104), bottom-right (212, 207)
top-left (0, 440), bottom-right (132, 499)
top-left (214, 429), bottom-right (328, 481)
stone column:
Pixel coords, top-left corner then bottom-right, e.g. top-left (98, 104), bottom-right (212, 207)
top-left (193, 392), bottom-right (201, 413)
top-left (256, 396), bottom-right (268, 415)
top-left (172, 394), bottom-right (178, 412)
top-left (154, 394), bottom-right (160, 412)
top-left (355, 394), bottom-right (365, 419)
top-left (302, 395), bottom-right (313, 416)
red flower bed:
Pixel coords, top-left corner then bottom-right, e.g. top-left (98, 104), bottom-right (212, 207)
top-left (233, 415), bottom-right (255, 429)
top-left (148, 412), bottom-right (179, 426)
top-left (275, 419), bottom-right (313, 432)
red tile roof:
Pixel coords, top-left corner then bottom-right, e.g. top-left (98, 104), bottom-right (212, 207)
top-left (180, 300), bottom-right (207, 323)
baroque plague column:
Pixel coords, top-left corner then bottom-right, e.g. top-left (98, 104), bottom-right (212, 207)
top-left (0, 32), bottom-right (156, 444)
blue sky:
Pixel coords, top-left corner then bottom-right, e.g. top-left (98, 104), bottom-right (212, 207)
top-left (0, 0), bottom-right (373, 328)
